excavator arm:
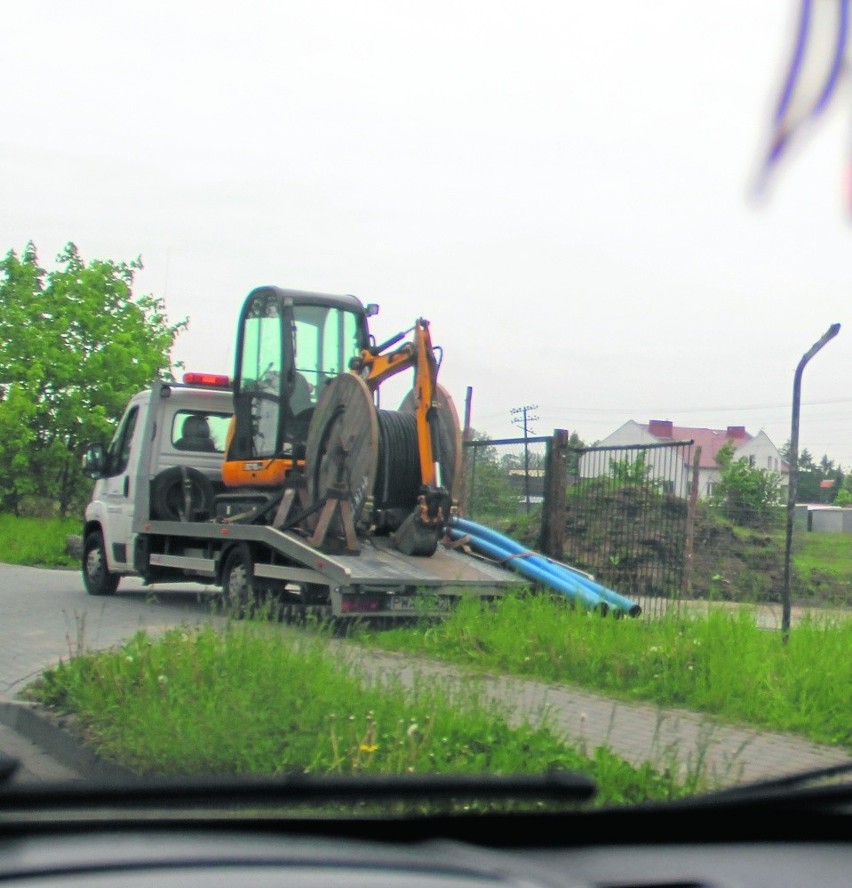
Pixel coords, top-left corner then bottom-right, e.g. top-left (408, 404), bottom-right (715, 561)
top-left (351, 319), bottom-right (443, 489)
top-left (348, 318), bottom-right (454, 554)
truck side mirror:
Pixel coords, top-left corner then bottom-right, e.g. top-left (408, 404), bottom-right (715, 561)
top-left (82, 443), bottom-right (107, 479)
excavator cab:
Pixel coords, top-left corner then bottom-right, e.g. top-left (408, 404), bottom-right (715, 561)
top-left (221, 284), bottom-right (461, 557)
top-left (222, 286), bottom-right (374, 489)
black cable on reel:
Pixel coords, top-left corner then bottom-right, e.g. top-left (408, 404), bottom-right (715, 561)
top-left (374, 410), bottom-right (421, 511)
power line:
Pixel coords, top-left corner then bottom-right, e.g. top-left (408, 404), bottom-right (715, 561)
top-left (510, 404), bottom-right (539, 513)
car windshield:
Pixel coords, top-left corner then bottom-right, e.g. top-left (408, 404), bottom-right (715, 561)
top-left (0, 1), bottom-right (849, 819)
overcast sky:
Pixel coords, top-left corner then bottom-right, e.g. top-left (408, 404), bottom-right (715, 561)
top-left (3, 2), bottom-right (851, 467)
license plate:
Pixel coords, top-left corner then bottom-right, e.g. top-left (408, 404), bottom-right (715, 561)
top-left (389, 596), bottom-right (416, 611)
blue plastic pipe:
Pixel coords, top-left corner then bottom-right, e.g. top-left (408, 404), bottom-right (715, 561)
top-left (451, 517), bottom-right (637, 613)
top-left (450, 516), bottom-right (641, 617)
top-left (447, 526), bottom-right (607, 612)
top-left (451, 517), bottom-right (641, 617)
top-left (460, 520), bottom-right (642, 617)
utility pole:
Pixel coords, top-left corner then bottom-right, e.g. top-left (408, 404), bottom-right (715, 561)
top-left (510, 403), bottom-right (538, 513)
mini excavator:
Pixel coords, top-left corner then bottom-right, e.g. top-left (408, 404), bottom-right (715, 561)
top-left (222, 286), bottom-right (461, 556)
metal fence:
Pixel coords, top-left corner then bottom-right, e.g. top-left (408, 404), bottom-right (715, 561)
top-left (462, 435), bottom-right (549, 542)
top-left (565, 441), bottom-right (694, 618)
top-left (461, 435), bottom-right (695, 619)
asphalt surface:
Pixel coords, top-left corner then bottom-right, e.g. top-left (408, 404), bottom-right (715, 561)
top-left (0, 563), bottom-right (222, 784)
top-left (0, 563), bottom-right (849, 788)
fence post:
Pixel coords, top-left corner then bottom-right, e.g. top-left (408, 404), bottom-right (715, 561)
top-left (683, 446), bottom-right (702, 600)
top-left (539, 428), bottom-right (568, 559)
top-left (458, 386), bottom-right (473, 517)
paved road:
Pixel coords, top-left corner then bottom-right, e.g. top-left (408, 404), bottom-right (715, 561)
top-left (0, 564), bottom-right (221, 783)
top-left (0, 564), bottom-right (848, 788)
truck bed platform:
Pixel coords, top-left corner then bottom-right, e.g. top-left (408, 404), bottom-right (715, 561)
top-left (140, 519), bottom-right (528, 593)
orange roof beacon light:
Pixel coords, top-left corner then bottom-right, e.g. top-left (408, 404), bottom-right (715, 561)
top-left (182, 372), bottom-right (232, 388)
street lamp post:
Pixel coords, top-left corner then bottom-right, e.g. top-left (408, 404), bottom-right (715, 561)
top-left (782, 323), bottom-right (840, 640)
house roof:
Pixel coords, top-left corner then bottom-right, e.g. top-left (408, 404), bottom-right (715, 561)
top-left (641, 420), bottom-right (758, 470)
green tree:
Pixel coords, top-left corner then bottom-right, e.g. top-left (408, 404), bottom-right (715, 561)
top-left (608, 449), bottom-right (659, 488)
top-left (780, 441), bottom-right (845, 503)
top-left (463, 431), bottom-right (518, 522)
top-left (0, 242), bottom-right (187, 516)
top-left (712, 441), bottom-right (782, 529)
top-left (566, 430), bottom-right (585, 479)
top-left (835, 473), bottom-right (852, 506)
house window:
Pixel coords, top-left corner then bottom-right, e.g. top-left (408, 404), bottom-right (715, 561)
top-left (748, 455), bottom-right (756, 467)
top-left (662, 480), bottom-right (674, 495)
top-left (706, 482), bottom-right (716, 497)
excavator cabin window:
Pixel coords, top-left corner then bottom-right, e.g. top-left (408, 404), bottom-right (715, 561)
top-left (230, 288), bottom-right (367, 462)
top-left (292, 303), bottom-right (362, 409)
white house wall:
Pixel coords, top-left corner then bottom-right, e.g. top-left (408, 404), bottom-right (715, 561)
top-left (579, 421), bottom-right (693, 498)
top-left (582, 422), bottom-right (787, 501)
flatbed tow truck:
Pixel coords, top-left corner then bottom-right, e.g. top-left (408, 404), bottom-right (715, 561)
top-left (82, 286), bottom-right (639, 620)
top-left (81, 287), bottom-right (528, 619)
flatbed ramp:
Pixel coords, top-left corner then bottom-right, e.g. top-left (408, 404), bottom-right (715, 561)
top-left (335, 536), bottom-right (528, 589)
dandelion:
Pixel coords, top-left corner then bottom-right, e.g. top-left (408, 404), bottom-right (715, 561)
top-left (359, 744), bottom-right (378, 753)
top-left (157, 674), bottom-right (168, 685)
top-left (407, 723), bottom-right (419, 737)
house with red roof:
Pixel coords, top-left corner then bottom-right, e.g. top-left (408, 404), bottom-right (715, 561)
top-left (588, 419), bottom-right (788, 499)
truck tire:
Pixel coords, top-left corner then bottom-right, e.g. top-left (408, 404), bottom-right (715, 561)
top-left (151, 466), bottom-right (214, 521)
top-left (221, 544), bottom-right (256, 617)
top-left (82, 530), bottom-right (120, 596)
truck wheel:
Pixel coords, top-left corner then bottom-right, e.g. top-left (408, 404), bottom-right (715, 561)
top-left (222, 544), bottom-right (256, 617)
top-left (151, 466), bottom-right (214, 521)
top-left (82, 531), bottom-right (120, 596)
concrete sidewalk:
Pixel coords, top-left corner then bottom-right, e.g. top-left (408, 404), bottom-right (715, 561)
top-left (345, 646), bottom-right (851, 787)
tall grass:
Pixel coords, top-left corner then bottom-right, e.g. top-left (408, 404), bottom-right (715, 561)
top-left (28, 622), bottom-right (702, 806)
top-left (358, 593), bottom-right (852, 747)
top-left (0, 515), bottom-right (79, 567)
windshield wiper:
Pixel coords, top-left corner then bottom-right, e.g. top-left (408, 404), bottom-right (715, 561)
top-left (671, 760), bottom-right (852, 809)
top-left (0, 769), bottom-right (597, 812)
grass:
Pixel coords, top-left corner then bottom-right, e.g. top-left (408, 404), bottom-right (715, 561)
top-left (26, 621), bottom-right (707, 807)
top-left (0, 514), bottom-right (79, 568)
top-left (353, 593), bottom-right (852, 748)
top-left (791, 531), bottom-right (852, 603)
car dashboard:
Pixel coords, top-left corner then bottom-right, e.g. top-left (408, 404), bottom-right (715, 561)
top-left (0, 802), bottom-right (849, 888)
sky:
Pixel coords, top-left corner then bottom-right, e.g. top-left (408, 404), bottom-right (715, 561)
top-left (2, 1), bottom-right (851, 467)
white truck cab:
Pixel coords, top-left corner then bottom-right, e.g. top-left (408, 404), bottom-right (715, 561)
top-left (82, 376), bottom-right (234, 594)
